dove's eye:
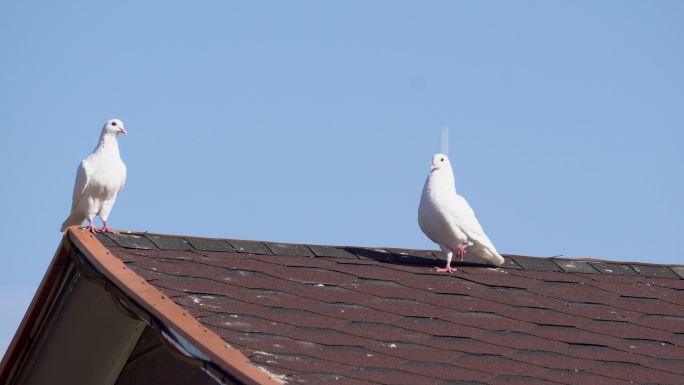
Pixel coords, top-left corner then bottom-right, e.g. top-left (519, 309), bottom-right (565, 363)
top-left (440, 157), bottom-right (444, 162)
top-left (112, 121), bottom-right (117, 126)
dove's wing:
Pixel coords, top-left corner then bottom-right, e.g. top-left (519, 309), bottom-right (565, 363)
top-left (60, 160), bottom-right (91, 232)
top-left (448, 195), bottom-right (497, 252)
top-left (70, 161), bottom-right (89, 210)
top-left (447, 194), bottom-right (504, 265)
top-left (118, 163), bottom-right (127, 194)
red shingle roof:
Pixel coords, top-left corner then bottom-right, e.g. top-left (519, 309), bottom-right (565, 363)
top-left (93, 231), bottom-right (684, 385)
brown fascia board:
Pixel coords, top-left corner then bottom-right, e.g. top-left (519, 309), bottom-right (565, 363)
top-left (0, 238), bottom-right (72, 385)
top-left (0, 229), bottom-right (281, 385)
top-left (67, 228), bottom-right (281, 385)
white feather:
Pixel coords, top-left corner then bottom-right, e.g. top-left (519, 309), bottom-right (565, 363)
top-left (418, 154), bottom-right (504, 267)
top-left (60, 119), bottom-right (127, 231)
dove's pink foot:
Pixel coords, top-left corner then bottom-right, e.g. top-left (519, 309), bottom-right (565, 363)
top-left (456, 244), bottom-right (468, 261)
top-left (101, 221), bottom-right (118, 234)
top-left (86, 220), bottom-right (99, 234)
top-left (436, 265), bottom-right (455, 273)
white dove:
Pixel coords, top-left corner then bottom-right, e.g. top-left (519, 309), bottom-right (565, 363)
top-left (418, 153), bottom-right (504, 272)
top-left (60, 119), bottom-right (127, 233)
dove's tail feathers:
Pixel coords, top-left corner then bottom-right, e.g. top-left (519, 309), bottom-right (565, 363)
top-left (482, 248), bottom-right (505, 267)
top-left (60, 212), bottom-right (85, 232)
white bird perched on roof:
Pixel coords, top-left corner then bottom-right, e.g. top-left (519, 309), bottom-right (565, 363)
top-left (60, 119), bottom-right (127, 234)
top-left (418, 153), bottom-right (504, 272)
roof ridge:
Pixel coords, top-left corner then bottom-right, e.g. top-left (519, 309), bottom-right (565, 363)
top-left (96, 230), bottom-right (684, 280)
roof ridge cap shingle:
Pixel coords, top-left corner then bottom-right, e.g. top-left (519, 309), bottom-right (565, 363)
top-left (97, 230), bottom-right (684, 280)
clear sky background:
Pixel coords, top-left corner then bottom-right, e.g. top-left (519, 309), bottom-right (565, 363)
top-left (1, 1), bottom-right (682, 355)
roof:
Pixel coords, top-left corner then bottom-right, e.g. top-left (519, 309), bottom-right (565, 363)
top-left (3, 229), bottom-right (684, 385)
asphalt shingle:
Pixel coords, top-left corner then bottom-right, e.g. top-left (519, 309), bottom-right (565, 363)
top-left (101, 233), bottom-right (684, 385)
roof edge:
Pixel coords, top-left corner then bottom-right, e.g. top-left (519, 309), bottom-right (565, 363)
top-left (0, 237), bottom-right (72, 384)
top-left (66, 228), bottom-right (281, 385)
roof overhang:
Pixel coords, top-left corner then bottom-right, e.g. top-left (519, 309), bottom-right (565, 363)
top-left (0, 229), bottom-right (280, 385)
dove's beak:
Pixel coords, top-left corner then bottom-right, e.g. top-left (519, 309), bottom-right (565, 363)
top-left (431, 164), bottom-right (437, 170)
top-left (119, 127), bottom-right (127, 135)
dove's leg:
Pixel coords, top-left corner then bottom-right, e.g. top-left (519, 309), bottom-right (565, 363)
top-left (86, 218), bottom-right (99, 234)
top-left (456, 243), bottom-right (469, 261)
top-left (436, 246), bottom-right (455, 273)
top-left (101, 220), bottom-right (118, 234)
top-left (99, 199), bottom-right (118, 233)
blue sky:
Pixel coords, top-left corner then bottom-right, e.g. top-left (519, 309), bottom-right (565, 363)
top-left (1, 1), bottom-right (682, 355)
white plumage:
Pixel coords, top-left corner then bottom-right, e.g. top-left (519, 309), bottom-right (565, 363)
top-left (418, 153), bottom-right (504, 272)
top-left (60, 119), bottom-right (127, 233)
